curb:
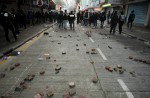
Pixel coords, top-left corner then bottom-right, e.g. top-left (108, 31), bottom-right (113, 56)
top-left (0, 23), bottom-right (56, 59)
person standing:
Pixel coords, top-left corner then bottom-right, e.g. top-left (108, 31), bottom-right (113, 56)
top-left (127, 10), bottom-right (135, 29)
top-left (0, 5), bottom-right (17, 42)
top-left (100, 12), bottom-right (106, 28)
top-left (77, 11), bottom-right (81, 24)
top-left (11, 8), bottom-right (20, 35)
top-left (93, 12), bottom-right (98, 28)
top-left (63, 10), bottom-right (68, 29)
top-left (107, 11), bottom-right (111, 24)
top-left (68, 11), bottom-right (75, 30)
top-left (58, 11), bottom-right (63, 29)
top-left (83, 11), bottom-right (89, 26)
top-left (110, 11), bottom-right (118, 35)
top-left (118, 11), bottom-right (125, 34)
top-left (20, 9), bottom-right (26, 29)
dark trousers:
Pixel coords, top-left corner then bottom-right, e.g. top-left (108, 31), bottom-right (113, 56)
top-left (69, 21), bottom-right (74, 30)
top-left (93, 20), bottom-right (97, 27)
top-left (100, 21), bottom-right (104, 28)
top-left (110, 24), bottom-right (117, 34)
top-left (127, 20), bottom-right (133, 29)
top-left (2, 23), bottom-right (17, 42)
top-left (59, 21), bottom-right (63, 29)
top-left (119, 21), bottom-right (124, 34)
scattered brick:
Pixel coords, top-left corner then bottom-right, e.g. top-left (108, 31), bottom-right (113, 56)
top-left (105, 66), bottom-right (113, 72)
top-left (128, 56), bottom-right (133, 59)
top-left (15, 86), bottom-right (22, 92)
top-left (117, 65), bottom-right (122, 69)
top-left (0, 73), bottom-right (6, 79)
top-left (108, 46), bottom-right (112, 49)
top-left (39, 71), bottom-right (45, 75)
top-left (63, 92), bottom-right (69, 98)
top-left (86, 51), bottom-right (90, 54)
top-left (92, 77), bottom-right (98, 83)
top-left (14, 63), bottom-right (20, 67)
top-left (69, 82), bottom-right (75, 88)
top-left (10, 66), bottom-right (15, 71)
top-left (34, 94), bottom-right (41, 98)
top-left (62, 52), bottom-right (66, 54)
top-left (47, 90), bottom-right (54, 97)
top-left (79, 95), bottom-right (85, 98)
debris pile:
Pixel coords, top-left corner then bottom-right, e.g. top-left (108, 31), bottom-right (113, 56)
top-left (105, 65), bottom-right (126, 74)
top-left (128, 56), bottom-right (150, 65)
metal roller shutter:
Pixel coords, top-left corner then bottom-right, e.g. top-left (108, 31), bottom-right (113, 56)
top-left (127, 2), bottom-right (149, 24)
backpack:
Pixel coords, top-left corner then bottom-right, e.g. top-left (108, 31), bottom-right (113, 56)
top-left (130, 13), bottom-right (135, 20)
top-left (120, 15), bottom-right (125, 21)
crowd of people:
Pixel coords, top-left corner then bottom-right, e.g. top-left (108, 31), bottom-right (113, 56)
top-left (0, 5), bottom-right (58, 42)
top-left (57, 9), bottom-right (135, 36)
top-left (0, 4), bottom-right (135, 42)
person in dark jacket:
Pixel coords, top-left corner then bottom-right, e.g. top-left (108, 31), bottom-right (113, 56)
top-left (11, 8), bottom-right (20, 35)
top-left (68, 11), bottom-right (75, 30)
top-left (58, 11), bottom-right (63, 29)
top-left (93, 12), bottom-right (98, 28)
top-left (77, 11), bottom-right (81, 24)
top-left (19, 9), bottom-right (26, 29)
top-left (100, 12), bottom-right (106, 28)
top-left (118, 11), bottom-right (125, 34)
top-left (110, 11), bottom-right (118, 35)
top-left (0, 5), bottom-right (17, 42)
top-left (127, 10), bottom-right (135, 29)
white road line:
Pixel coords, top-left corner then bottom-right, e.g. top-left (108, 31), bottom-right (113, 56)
top-left (117, 79), bottom-right (134, 98)
top-left (89, 37), bottom-right (94, 42)
top-left (97, 48), bottom-right (107, 60)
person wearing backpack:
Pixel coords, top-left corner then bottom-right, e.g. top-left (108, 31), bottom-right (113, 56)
top-left (127, 10), bottom-right (135, 29)
top-left (118, 11), bottom-right (125, 34)
top-left (68, 11), bottom-right (75, 30)
top-left (63, 10), bottom-right (68, 30)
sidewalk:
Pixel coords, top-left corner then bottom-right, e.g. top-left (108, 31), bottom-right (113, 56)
top-left (0, 23), bottom-right (55, 58)
top-left (122, 25), bottom-right (150, 42)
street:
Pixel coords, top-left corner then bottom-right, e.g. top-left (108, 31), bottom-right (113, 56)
top-left (0, 24), bottom-right (150, 98)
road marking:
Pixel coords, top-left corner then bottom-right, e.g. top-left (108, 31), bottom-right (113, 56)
top-left (117, 79), bottom-right (134, 98)
top-left (97, 48), bottom-right (107, 60)
top-left (89, 37), bottom-right (94, 42)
